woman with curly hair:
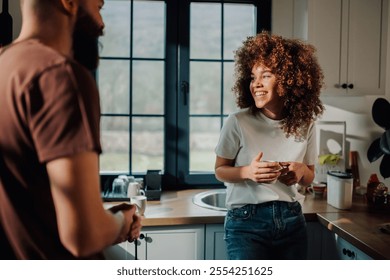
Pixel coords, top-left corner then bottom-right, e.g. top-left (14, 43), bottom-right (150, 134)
top-left (214, 31), bottom-right (324, 260)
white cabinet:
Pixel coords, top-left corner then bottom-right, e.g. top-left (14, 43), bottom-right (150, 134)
top-left (272, 0), bottom-right (308, 40)
top-left (103, 225), bottom-right (204, 260)
top-left (104, 222), bottom-right (339, 260)
top-left (308, 0), bottom-right (388, 95)
top-left (204, 224), bottom-right (228, 260)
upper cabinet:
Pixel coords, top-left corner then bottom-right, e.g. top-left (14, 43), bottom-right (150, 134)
top-left (307, 0), bottom-right (388, 95)
top-left (273, 0), bottom-right (308, 40)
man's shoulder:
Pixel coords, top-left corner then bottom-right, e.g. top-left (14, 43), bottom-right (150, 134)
top-left (1, 39), bottom-right (90, 90)
top-left (9, 39), bottom-right (66, 60)
top-left (2, 39), bottom-right (74, 75)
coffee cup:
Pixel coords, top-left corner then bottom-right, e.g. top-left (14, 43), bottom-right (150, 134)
top-left (127, 182), bottom-right (145, 197)
top-left (130, 195), bottom-right (147, 215)
top-left (262, 160), bottom-right (284, 183)
top-left (307, 183), bottom-right (326, 198)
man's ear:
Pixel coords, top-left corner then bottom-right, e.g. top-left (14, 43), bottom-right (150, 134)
top-left (60, 0), bottom-right (78, 16)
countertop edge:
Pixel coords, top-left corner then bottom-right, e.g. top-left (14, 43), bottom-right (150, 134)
top-left (316, 213), bottom-right (388, 260)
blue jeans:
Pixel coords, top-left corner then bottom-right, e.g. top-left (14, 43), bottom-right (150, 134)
top-left (224, 201), bottom-right (308, 260)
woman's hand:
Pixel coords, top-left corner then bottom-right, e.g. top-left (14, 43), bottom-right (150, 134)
top-left (214, 153), bottom-right (293, 184)
top-left (246, 152), bottom-right (282, 183)
top-left (278, 162), bottom-right (314, 186)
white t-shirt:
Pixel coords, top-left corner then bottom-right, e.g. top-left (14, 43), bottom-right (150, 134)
top-left (215, 108), bottom-right (317, 209)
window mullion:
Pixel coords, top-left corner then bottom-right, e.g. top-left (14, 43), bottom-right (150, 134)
top-left (129, 0), bottom-right (134, 173)
top-left (164, 0), bottom-right (180, 187)
top-left (177, 0), bottom-right (191, 185)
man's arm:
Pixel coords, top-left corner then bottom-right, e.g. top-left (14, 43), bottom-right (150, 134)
top-left (46, 151), bottom-right (140, 257)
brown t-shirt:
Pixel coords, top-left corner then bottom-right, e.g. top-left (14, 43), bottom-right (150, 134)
top-left (0, 39), bottom-right (103, 259)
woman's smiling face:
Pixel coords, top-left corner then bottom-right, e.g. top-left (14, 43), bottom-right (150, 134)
top-left (250, 64), bottom-right (284, 120)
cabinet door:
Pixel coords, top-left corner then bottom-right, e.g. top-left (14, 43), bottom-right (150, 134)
top-left (347, 0), bottom-right (386, 95)
top-left (205, 224), bottom-right (228, 260)
top-left (306, 221), bottom-right (340, 260)
top-left (104, 225), bottom-right (204, 260)
top-left (306, 222), bottom-right (323, 260)
top-left (134, 225), bottom-right (205, 260)
top-left (145, 225), bottom-right (204, 260)
top-left (272, 0), bottom-right (309, 40)
top-left (308, 0), bottom-right (345, 95)
top-left (308, 0), bottom-right (387, 95)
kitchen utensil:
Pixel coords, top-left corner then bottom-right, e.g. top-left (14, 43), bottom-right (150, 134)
top-left (349, 151), bottom-right (360, 188)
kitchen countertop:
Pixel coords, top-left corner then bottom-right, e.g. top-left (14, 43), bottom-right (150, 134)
top-left (316, 195), bottom-right (390, 260)
top-left (104, 188), bottom-right (390, 259)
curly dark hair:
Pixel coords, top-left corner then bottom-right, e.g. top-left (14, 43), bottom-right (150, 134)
top-left (233, 31), bottom-right (325, 139)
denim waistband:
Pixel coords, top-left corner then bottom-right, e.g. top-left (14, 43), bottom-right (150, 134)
top-left (234, 200), bottom-right (300, 215)
top-left (253, 200), bottom-right (299, 208)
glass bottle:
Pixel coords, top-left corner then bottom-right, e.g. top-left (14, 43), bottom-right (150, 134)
top-left (0, 0), bottom-right (13, 47)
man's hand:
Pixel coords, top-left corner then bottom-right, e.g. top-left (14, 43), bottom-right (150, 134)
top-left (108, 203), bottom-right (142, 243)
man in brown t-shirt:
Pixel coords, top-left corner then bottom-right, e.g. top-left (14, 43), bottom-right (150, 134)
top-left (0, 0), bottom-right (141, 259)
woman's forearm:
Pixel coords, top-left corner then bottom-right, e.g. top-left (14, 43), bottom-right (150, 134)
top-left (215, 165), bottom-right (249, 183)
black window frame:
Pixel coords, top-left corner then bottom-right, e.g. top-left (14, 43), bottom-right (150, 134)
top-left (99, 0), bottom-right (271, 190)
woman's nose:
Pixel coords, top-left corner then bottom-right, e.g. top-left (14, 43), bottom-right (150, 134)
top-left (253, 77), bottom-right (263, 87)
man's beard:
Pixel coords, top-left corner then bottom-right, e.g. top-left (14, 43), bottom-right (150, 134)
top-left (72, 8), bottom-right (104, 71)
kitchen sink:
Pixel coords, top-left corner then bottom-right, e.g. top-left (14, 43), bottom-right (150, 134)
top-left (192, 189), bottom-right (227, 211)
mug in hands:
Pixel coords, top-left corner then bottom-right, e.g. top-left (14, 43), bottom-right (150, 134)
top-left (262, 160), bottom-right (289, 183)
top-left (130, 195), bottom-right (147, 216)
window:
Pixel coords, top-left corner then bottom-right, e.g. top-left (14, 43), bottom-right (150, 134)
top-left (98, 0), bottom-right (271, 187)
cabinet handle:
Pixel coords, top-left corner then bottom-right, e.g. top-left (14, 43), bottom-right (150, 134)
top-left (139, 233), bottom-right (152, 243)
top-left (342, 248), bottom-right (356, 259)
top-left (145, 237), bottom-right (153, 243)
top-left (341, 83), bottom-right (354, 89)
